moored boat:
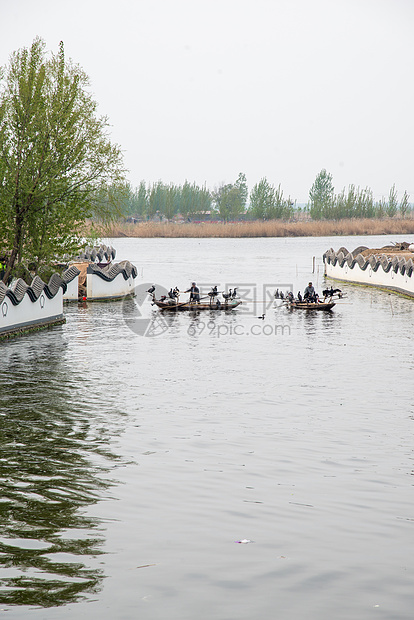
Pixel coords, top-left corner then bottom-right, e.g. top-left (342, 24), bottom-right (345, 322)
top-left (276, 285), bottom-right (343, 311)
top-left (287, 300), bottom-right (335, 311)
top-left (152, 298), bottom-right (242, 311)
top-left (147, 285), bottom-right (242, 311)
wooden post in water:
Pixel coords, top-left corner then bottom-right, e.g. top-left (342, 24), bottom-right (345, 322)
top-left (312, 256), bottom-right (315, 273)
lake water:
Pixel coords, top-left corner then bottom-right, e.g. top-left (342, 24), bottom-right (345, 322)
top-left (1, 235), bottom-right (414, 619)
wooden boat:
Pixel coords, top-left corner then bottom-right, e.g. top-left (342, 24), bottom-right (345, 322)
top-left (287, 299), bottom-right (335, 311)
top-left (152, 298), bottom-right (242, 311)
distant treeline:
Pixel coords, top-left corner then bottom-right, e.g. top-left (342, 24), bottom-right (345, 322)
top-left (308, 170), bottom-right (411, 220)
top-left (99, 170), bottom-right (412, 222)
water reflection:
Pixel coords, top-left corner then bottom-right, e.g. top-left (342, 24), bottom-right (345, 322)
top-left (0, 336), bottom-right (119, 607)
top-left (297, 308), bottom-right (341, 339)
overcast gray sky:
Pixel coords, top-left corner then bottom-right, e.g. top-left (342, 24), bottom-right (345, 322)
top-left (1, 0), bottom-right (413, 202)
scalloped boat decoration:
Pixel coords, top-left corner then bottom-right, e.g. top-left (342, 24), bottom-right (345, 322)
top-left (0, 274), bottom-right (66, 339)
top-left (323, 243), bottom-right (414, 297)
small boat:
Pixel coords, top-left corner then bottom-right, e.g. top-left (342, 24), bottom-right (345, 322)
top-left (152, 298), bottom-right (242, 311)
top-left (287, 300), bottom-right (335, 311)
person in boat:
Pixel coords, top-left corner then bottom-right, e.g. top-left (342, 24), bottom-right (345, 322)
top-left (185, 282), bottom-right (200, 302)
top-left (303, 282), bottom-right (318, 303)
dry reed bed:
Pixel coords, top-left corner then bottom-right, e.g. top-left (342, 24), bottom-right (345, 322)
top-left (95, 219), bottom-right (414, 239)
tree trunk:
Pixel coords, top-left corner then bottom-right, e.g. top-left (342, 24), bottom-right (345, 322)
top-left (2, 217), bottom-right (24, 284)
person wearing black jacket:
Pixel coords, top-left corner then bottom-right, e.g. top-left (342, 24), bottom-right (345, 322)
top-left (186, 282), bottom-right (200, 302)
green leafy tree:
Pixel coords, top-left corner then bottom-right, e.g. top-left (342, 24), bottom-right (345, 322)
top-left (330, 185), bottom-right (376, 219)
top-left (186, 183), bottom-right (212, 219)
top-left (399, 190), bottom-right (410, 218)
top-left (309, 169), bottom-right (334, 220)
top-left (121, 182), bottom-right (140, 217)
top-left (269, 184), bottom-right (294, 219)
top-left (164, 184), bottom-right (178, 221)
top-left (212, 184), bottom-right (243, 221)
top-left (197, 184), bottom-right (212, 217)
top-left (0, 37), bottom-right (125, 281)
top-left (180, 181), bottom-right (193, 218)
top-left (375, 197), bottom-right (387, 218)
top-left (130, 180), bottom-right (148, 217)
top-left (223, 185), bottom-right (245, 221)
top-left (386, 184), bottom-right (398, 218)
top-left (357, 187), bottom-right (375, 218)
top-left (334, 185), bottom-right (358, 219)
top-left (249, 179), bottom-right (293, 220)
top-left (146, 182), bottom-right (165, 219)
top-left (235, 172), bottom-right (248, 212)
top-left (212, 174), bottom-right (246, 221)
top-left (187, 183), bottom-right (200, 219)
top-left (146, 184), bottom-right (157, 219)
top-left (249, 178), bottom-right (274, 220)
top-left (92, 182), bottom-right (136, 218)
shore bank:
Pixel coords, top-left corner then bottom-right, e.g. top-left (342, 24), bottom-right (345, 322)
top-left (93, 218), bottom-right (414, 238)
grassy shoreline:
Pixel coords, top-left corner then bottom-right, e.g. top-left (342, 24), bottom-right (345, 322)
top-left (92, 218), bottom-right (414, 239)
